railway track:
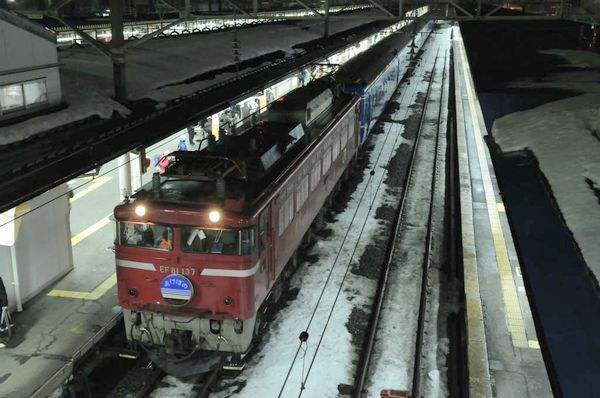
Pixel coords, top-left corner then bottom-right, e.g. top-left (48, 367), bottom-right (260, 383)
top-left (353, 43), bottom-right (449, 397)
top-left (78, 355), bottom-right (223, 398)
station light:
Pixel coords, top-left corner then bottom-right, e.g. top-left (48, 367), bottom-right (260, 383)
top-left (209, 210), bottom-right (221, 223)
top-left (135, 205), bottom-right (146, 217)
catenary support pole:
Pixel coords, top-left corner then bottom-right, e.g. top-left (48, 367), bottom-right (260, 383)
top-left (9, 245), bottom-right (22, 312)
top-left (110, 0), bottom-right (127, 103)
top-left (118, 153), bottom-right (132, 201)
top-left (324, 0), bottom-right (330, 38)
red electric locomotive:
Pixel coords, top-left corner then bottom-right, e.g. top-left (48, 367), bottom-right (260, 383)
top-left (113, 79), bottom-right (360, 375)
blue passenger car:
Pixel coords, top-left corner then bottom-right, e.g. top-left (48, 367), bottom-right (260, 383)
top-left (336, 19), bottom-right (434, 144)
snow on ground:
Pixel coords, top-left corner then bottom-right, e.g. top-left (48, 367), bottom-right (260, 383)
top-left (493, 93), bottom-right (600, 283)
top-left (366, 27), bottom-right (451, 396)
top-left (0, 13), bottom-right (376, 144)
top-left (151, 376), bottom-right (196, 398)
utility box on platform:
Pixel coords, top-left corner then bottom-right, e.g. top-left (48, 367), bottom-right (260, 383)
top-left (0, 184), bottom-right (73, 311)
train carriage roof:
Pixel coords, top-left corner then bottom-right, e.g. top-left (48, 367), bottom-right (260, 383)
top-left (335, 18), bottom-right (428, 88)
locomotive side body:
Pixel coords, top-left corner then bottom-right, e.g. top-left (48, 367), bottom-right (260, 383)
top-left (337, 18), bottom-right (435, 144)
top-left (267, 101), bottom-right (360, 287)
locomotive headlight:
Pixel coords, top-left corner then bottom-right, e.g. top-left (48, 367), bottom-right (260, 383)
top-left (135, 205), bottom-right (146, 217)
top-left (209, 210), bottom-right (221, 223)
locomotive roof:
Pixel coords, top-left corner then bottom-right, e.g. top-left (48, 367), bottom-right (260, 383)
top-left (132, 79), bottom-right (354, 215)
top-left (266, 81), bottom-right (332, 113)
top-left (335, 19), bottom-right (426, 87)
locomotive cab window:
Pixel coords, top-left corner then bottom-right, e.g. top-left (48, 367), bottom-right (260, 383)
top-left (259, 213), bottom-right (267, 253)
top-left (182, 227), bottom-right (255, 255)
top-left (118, 222), bottom-right (173, 251)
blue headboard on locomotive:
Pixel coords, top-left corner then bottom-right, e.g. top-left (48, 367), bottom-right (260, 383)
top-left (336, 18), bottom-right (435, 145)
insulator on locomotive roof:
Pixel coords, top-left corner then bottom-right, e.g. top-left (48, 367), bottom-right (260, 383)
top-left (216, 176), bottom-right (225, 200)
top-left (152, 172), bottom-right (161, 197)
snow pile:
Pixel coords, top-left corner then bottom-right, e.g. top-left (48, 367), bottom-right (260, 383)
top-left (509, 49), bottom-right (600, 94)
top-left (493, 93), bottom-right (600, 282)
top-left (151, 375), bottom-right (195, 398)
top-left (539, 49), bottom-right (600, 68)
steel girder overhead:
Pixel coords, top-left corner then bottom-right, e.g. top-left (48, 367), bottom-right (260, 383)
top-left (3, 0), bottom-right (596, 22)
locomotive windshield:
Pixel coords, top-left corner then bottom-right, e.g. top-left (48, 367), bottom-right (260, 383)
top-left (181, 227), bottom-right (255, 256)
top-left (118, 222), bottom-right (173, 251)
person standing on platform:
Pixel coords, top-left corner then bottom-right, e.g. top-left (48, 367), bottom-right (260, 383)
top-left (187, 127), bottom-right (196, 145)
top-left (0, 277), bottom-right (12, 346)
top-left (177, 136), bottom-right (188, 151)
top-left (158, 153), bottom-right (170, 173)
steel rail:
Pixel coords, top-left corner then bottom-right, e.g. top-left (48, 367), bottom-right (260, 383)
top-left (353, 47), bottom-right (440, 397)
top-left (192, 365), bottom-right (223, 398)
top-left (411, 50), bottom-right (448, 398)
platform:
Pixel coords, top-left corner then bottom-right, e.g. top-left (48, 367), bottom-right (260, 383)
top-left (0, 172), bottom-right (122, 397)
top-left (453, 27), bottom-right (552, 397)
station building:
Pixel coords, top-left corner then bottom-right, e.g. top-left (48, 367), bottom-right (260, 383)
top-left (0, 8), bottom-right (62, 125)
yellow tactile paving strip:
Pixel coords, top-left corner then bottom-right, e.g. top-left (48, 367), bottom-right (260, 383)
top-left (70, 214), bottom-right (112, 247)
top-left (70, 176), bottom-right (112, 202)
top-left (456, 33), bottom-right (529, 349)
top-left (47, 273), bottom-right (117, 300)
top-left (48, 212), bottom-right (116, 299)
top-left (453, 28), bottom-right (493, 398)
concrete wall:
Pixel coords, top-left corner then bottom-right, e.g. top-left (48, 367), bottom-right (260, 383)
top-left (0, 18), bottom-right (57, 72)
top-left (0, 184), bottom-right (73, 311)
